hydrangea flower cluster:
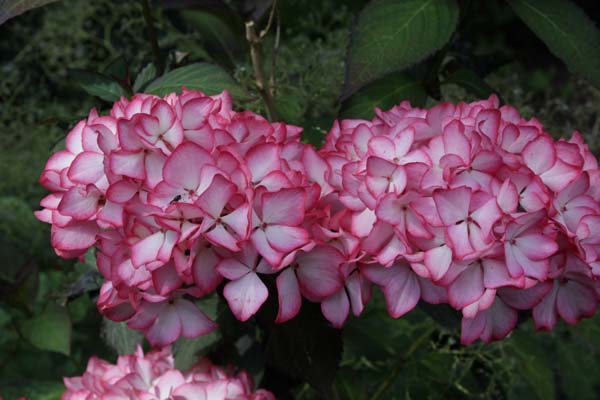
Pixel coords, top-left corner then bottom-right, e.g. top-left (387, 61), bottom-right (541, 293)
top-left (36, 90), bottom-right (600, 346)
top-left (319, 95), bottom-right (600, 343)
top-left (62, 346), bottom-right (274, 399)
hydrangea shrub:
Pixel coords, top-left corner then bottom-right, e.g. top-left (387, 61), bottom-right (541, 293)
top-left (36, 89), bottom-right (600, 394)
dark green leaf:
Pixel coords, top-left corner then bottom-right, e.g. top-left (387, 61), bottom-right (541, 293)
top-left (0, 0), bottom-right (59, 25)
top-left (70, 69), bottom-right (128, 102)
top-left (103, 56), bottom-right (128, 81)
top-left (21, 303), bottom-right (71, 355)
top-left (507, 0), bottom-right (600, 89)
top-left (173, 295), bottom-right (220, 370)
top-left (343, 0), bottom-right (459, 98)
top-left (340, 72), bottom-right (427, 119)
top-left (101, 319), bottom-right (144, 355)
top-left (133, 63), bottom-right (157, 93)
top-left (266, 302), bottom-right (342, 395)
top-left (180, 9), bottom-right (243, 66)
top-left (145, 63), bottom-right (248, 99)
top-left (443, 66), bottom-right (498, 99)
top-left (508, 329), bottom-right (556, 400)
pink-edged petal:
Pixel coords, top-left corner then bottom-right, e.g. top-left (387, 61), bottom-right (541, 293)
top-left (368, 136), bottom-right (395, 160)
top-left (68, 151), bottom-right (104, 184)
top-left (223, 272), bottom-right (268, 321)
top-left (448, 265), bottom-right (484, 309)
top-left (383, 266), bottom-right (420, 318)
top-left (163, 142), bottom-right (212, 190)
top-left (433, 187), bottom-right (470, 225)
top-left (246, 143), bottom-right (280, 183)
top-left (424, 245), bottom-right (452, 281)
top-left (523, 135), bottom-right (556, 174)
top-left (58, 186), bottom-right (100, 220)
top-left (276, 268), bottom-right (302, 323)
top-left (261, 188), bottom-right (306, 225)
top-left (175, 299), bottom-right (218, 338)
top-left (110, 150), bottom-right (145, 180)
top-left (146, 306), bottom-right (182, 347)
top-left (321, 289), bottom-right (349, 328)
top-left (192, 247), bottom-right (223, 294)
top-left (251, 229), bottom-right (282, 268)
top-left (196, 174), bottom-right (235, 218)
top-left (443, 120), bottom-right (470, 162)
top-left (131, 231), bottom-right (166, 268)
top-left (532, 284), bottom-right (558, 330)
top-left (216, 258), bottom-right (250, 280)
top-left (221, 203), bottom-right (250, 239)
top-left (556, 280), bottom-right (597, 324)
top-left (499, 281), bottom-right (552, 310)
top-left (51, 221), bottom-right (98, 253)
top-left (497, 179), bottom-right (518, 214)
top-left (152, 263), bottom-right (182, 295)
top-left (446, 222), bottom-right (474, 259)
top-left (296, 246), bottom-right (344, 298)
top-left (265, 225), bottom-right (309, 253)
top-left (516, 233), bottom-right (558, 260)
top-left (205, 224), bottom-right (240, 252)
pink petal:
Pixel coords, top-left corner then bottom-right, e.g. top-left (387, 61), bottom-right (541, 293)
top-left (261, 188), bottom-right (306, 225)
top-left (246, 143), bottom-right (280, 183)
top-left (110, 150), bottom-right (145, 180)
top-left (163, 143), bottom-right (212, 190)
top-left (265, 225), bottom-right (309, 253)
top-left (58, 186), bottom-right (101, 220)
top-left (223, 272), bottom-right (268, 321)
top-left (276, 268), bottom-right (302, 323)
top-left (51, 221), bottom-right (98, 253)
top-left (205, 224), bottom-right (240, 252)
top-left (68, 152), bottom-right (105, 184)
top-left (433, 187), bottom-right (471, 225)
top-left (321, 289), bottom-right (349, 328)
top-left (383, 265), bottom-right (420, 318)
top-left (448, 265), bottom-right (484, 309)
top-left (175, 299), bottom-right (217, 338)
top-left (146, 305), bottom-right (182, 347)
top-left (251, 229), bottom-right (282, 268)
top-left (556, 280), bottom-right (597, 324)
top-left (216, 258), bottom-right (250, 280)
top-left (523, 135), bottom-right (556, 174)
top-left (192, 247), bottom-right (223, 294)
top-left (195, 174), bottom-right (235, 218)
top-left (296, 246), bottom-right (344, 298)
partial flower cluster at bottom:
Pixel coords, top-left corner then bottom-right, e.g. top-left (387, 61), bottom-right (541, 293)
top-left (62, 346), bottom-right (274, 400)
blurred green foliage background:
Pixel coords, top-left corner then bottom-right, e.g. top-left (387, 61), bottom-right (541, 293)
top-left (1, 0), bottom-right (600, 399)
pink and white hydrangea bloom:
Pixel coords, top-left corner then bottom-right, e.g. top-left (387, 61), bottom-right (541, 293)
top-left (62, 346), bottom-right (274, 400)
top-left (37, 90), bottom-right (600, 346)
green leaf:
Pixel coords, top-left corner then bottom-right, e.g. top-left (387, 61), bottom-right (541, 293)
top-left (265, 302), bottom-right (342, 396)
top-left (508, 330), bottom-right (556, 400)
top-left (145, 63), bottom-right (248, 100)
top-left (443, 66), bottom-right (498, 100)
top-left (21, 303), bottom-right (71, 355)
top-left (70, 69), bottom-right (128, 102)
top-left (133, 63), bottom-right (157, 93)
top-left (507, 0), bottom-right (600, 89)
top-left (340, 72), bottom-right (427, 119)
top-left (173, 295), bottom-right (221, 370)
top-left (0, 0), bottom-right (59, 25)
top-left (180, 9), bottom-right (243, 66)
top-left (101, 318), bottom-right (144, 355)
top-left (343, 0), bottom-right (459, 98)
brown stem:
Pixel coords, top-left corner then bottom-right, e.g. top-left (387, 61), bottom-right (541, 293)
top-left (245, 1), bottom-right (279, 121)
